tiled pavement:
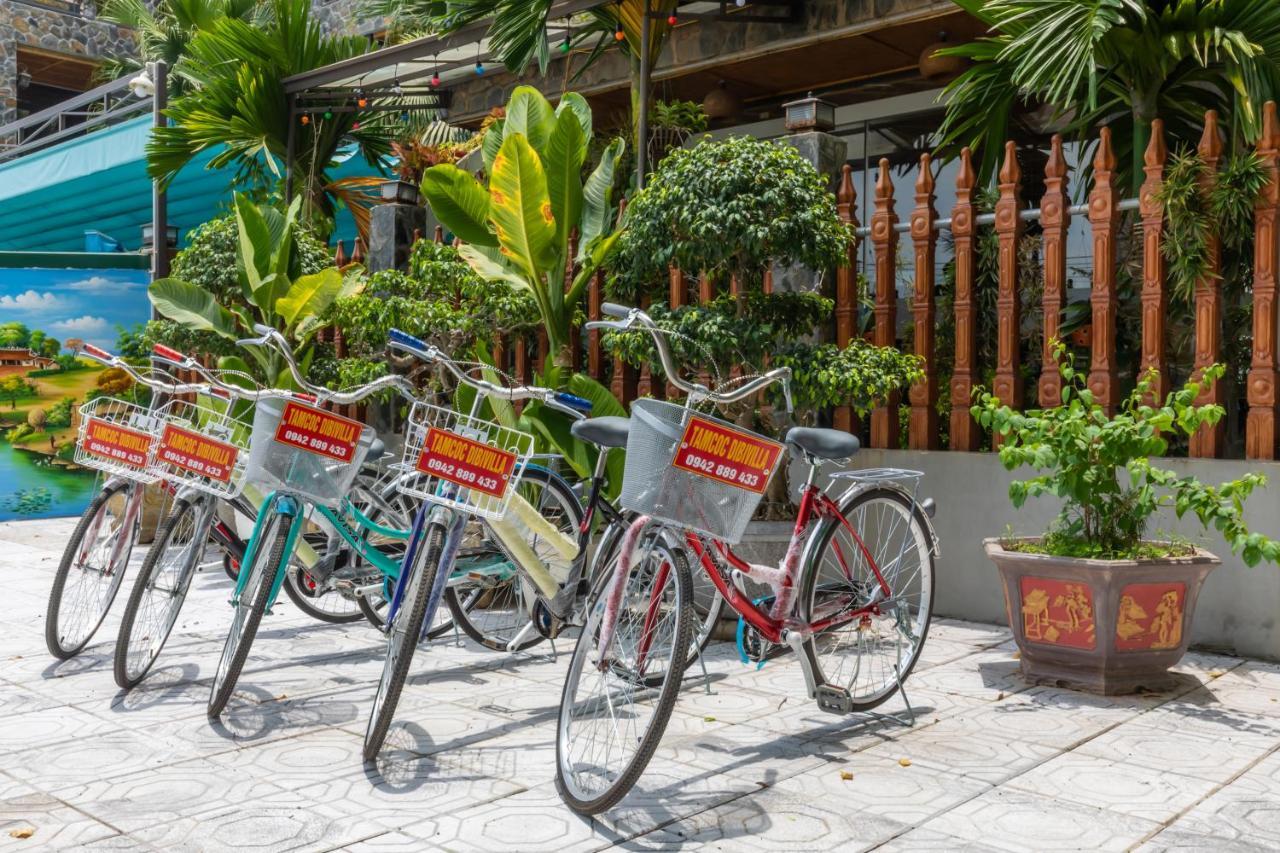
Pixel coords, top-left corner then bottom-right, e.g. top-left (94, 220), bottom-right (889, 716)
top-left (2, 517), bottom-right (1279, 852)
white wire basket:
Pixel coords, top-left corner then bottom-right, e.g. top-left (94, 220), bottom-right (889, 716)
top-left (152, 397), bottom-right (253, 498)
top-left (74, 398), bottom-right (165, 484)
top-left (620, 399), bottom-right (786, 544)
top-left (396, 401), bottom-right (535, 521)
top-left (245, 397), bottom-right (376, 508)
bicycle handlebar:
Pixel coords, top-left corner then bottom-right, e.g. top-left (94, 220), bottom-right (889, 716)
top-left (387, 328), bottom-right (591, 420)
top-left (583, 305), bottom-right (793, 411)
top-left (77, 343), bottom-right (217, 397)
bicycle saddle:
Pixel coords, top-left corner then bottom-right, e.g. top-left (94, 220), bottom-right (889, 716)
top-left (784, 427), bottom-right (860, 460)
top-left (571, 416), bottom-right (630, 449)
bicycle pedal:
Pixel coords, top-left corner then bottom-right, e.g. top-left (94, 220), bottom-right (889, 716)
top-left (814, 684), bottom-right (854, 715)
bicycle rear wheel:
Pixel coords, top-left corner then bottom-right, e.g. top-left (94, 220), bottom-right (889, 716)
top-left (114, 495), bottom-right (212, 689)
top-left (208, 507), bottom-right (293, 717)
top-left (555, 523), bottom-right (692, 815)
top-left (799, 486), bottom-right (934, 711)
top-left (446, 465), bottom-right (581, 651)
top-left (363, 519), bottom-right (446, 761)
top-left (45, 480), bottom-right (140, 659)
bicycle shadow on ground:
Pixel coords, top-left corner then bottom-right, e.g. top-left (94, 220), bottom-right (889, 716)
top-left (212, 681), bottom-right (362, 741)
top-left (41, 648), bottom-right (111, 679)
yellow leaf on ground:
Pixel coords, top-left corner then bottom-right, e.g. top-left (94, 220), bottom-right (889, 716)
top-left (703, 716), bottom-right (716, 723)
top-left (839, 770), bottom-right (853, 781)
top-left (9, 828), bottom-right (34, 839)
top-left (898, 758), bottom-right (912, 767)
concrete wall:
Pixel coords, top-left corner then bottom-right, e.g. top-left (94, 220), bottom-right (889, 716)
top-left (808, 449), bottom-right (1280, 661)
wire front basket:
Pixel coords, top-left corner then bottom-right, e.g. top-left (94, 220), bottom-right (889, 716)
top-left (620, 399), bottom-right (785, 544)
top-left (152, 397), bottom-right (253, 498)
top-left (396, 401), bottom-right (535, 521)
top-left (245, 397), bottom-right (376, 508)
top-left (74, 398), bottom-right (165, 484)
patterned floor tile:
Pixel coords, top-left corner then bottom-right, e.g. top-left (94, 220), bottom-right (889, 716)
top-left (0, 788), bottom-right (119, 851)
top-left (860, 716), bottom-right (1061, 785)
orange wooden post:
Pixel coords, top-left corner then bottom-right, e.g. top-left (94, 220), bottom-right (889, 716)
top-left (1248, 102), bottom-right (1280, 459)
top-left (352, 238), bottom-right (366, 265)
top-left (949, 148), bottom-right (980, 451)
top-left (1139, 119), bottom-right (1170, 406)
top-left (668, 265), bottom-right (688, 398)
top-left (434, 225), bottom-right (444, 244)
top-left (566, 230), bottom-right (582, 373)
top-left (333, 240), bottom-right (347, 267)
top-left (908, 153), bottom-right (938, 449)
top-left (834, 164), bottom-right (859, 434)
top-left (588, 269), bottom-right (604, 383)
top-left (1190, 111), bottom-right (1226, 457)
top-left (1038, 135), bottom-right (1070, 407)
top-left (993, 141), bottom-right (1023, 435)
top-left (1087, 127), bottom-right (1120, 416)
top-left (493, 335), bottom-right (509, 381)
top-left (869, 158), bottom-right (899, 448)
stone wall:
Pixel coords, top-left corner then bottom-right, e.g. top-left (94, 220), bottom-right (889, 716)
top-left (0, 0), bottom-right (135, 123)
top-left (311, 0), bottom-right (381, 38)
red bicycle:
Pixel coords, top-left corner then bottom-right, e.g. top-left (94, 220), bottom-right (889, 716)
top-left (555, 304), bottom-right (939, 814)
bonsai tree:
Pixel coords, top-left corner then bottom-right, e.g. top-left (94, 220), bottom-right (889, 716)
top-left (973, 343), bottom-right (1280, 566)
top-left (420, 86), bottom-right (625, 369)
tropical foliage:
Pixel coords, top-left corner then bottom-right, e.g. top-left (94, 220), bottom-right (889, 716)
top-left (147, 0), bottom-right (392, 237)
top-left (148, 193), bottom-right (357, 388)
top-left (976, 343), bottom-right (1280, 565)
top-left (938, 0), bottom-right (1280, 188)
top-left (420, 85), bottom-right (625, 367)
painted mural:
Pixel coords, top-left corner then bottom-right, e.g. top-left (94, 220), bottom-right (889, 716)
top-left (0, 267), bottom-right (151, 521)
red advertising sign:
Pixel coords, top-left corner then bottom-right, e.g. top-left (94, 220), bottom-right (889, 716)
top-left (157, 424), bottom-right (238, 484)
top-left (415, 427), bottom-right (517, 499)
top-left (672, 416), bottom-right (784, 495)
top-left (82, 417), bottom-right (153, 470)
top-left (272, 401), bottom-right (363, 463)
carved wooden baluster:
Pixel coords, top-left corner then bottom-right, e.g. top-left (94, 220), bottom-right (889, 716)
top-left (993, 141), bottom-right (1023, 444)
top-left (333, 240), bottom-right (347, 267)
top-left (1248, 102), bottom-right (1280, 459)
top-left (950, 148), bottom-right (980, 451)
top-left (667, 265), bottom-right (687, 397)
top-left (834, 164), bottom-right (859, 433)
top-left (1087, 127), bottom-right (1120, 416)
top-left (1139, 119), bottom-right (1169, 406)
top-left (870, 158), bottom-right (899, 448)
top-left (352, 238), bottom-right (366, 266)
top-left (636, 294), bottom-right (661, 399)
top-left (588, 269), bottom-right (604, 383)
top-left (566, 229), bottom-right (582, 373)
top-left (434, 225), bottom-right (444, 244)
top-left (412, 228), bottom-right (423, 245)
top-left (908, 153), bottom-right (938, 448)
top-left (1039, 135), bottom-right (1070, 407)
top-left (493, 335), bottom-right (509, 386)
top-left (1190, 111), bottom-right (1226, 457)
top-left (514, 336), bottom-right (530, 414)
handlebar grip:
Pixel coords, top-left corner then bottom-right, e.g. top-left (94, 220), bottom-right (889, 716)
top-left (81, 343), bottom-right (113, 362)
top-left (152, 343), bottom-right (187, 363)
top-left (388, 328), bottom-right (430, 354)
top-left (553, 392), bottom-right (593, 414)
top-left (252, 322), bottom-right (274, 337)
top-left (601, 302), bottom-right (631, 319)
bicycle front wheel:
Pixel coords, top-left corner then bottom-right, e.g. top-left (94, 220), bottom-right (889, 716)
top-left (799, 486), bottom-right (935, 711)
top-left (114, 496), bottom-right (212, 689)
top-left (363, 519), bottom-right (446, 761)
top-left (45, 480), bottom-right (140, 659)
top-left (208, 508), bottom-right (292, 718)
top-left (555, 524), bottom-right (692, 815)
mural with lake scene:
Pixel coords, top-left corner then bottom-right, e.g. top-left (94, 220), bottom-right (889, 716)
top-left (0, 267), bottom-right (150, 521)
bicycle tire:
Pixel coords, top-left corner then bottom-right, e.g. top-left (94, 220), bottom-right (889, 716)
top-left (555, 525), bottom-right (693, 814)
top-left (113, 496), bottom-right (210, 689)
top-left (363, 520), bottom-right (446, 761)
top-left (281, 556), bottom-right (364, 625)
top-left (207, 509), bottom-right (292, 718)
top-left (445, 465), bottom-right (582, 652)
top-left (798, 486), bottom-right (935, 712)
top-left (45, 479), bottom-right (138, 660)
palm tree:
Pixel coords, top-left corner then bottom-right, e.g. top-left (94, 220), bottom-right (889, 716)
top-left (371, 0), bottom-right (677, 154)
top-left (938, 0), bottom-right (1280, 190)
top-left (146, 0), bottom-right (392, 237)
top-left (96, 0), bottom-right (266, 92)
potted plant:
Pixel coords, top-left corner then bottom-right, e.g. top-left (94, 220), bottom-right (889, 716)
top-left (974, 343), bottom-right (1280, 694)
top-left (386, 122), bottom-right (478, 205)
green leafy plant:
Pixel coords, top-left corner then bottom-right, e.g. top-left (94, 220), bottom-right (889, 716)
top-left (609, 136), bottom-right (850, 297)
top-left (148, 193), bottom-right (357, 388)
top-left (420, 85), bottom-right (625, 368)
top-left (650, 100), bottom-right (708, 133)
top-left (973, 342), bottom-right (1280, 566)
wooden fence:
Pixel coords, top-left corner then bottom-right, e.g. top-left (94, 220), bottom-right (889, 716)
top-left (331, 103), bottom-right (1280, 462)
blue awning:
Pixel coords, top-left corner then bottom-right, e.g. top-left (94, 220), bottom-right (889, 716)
top-left (0, 116), bottom-right (373, 253)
